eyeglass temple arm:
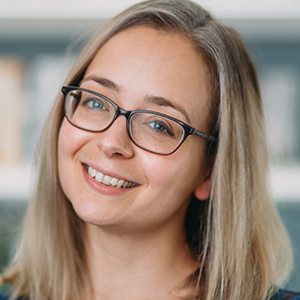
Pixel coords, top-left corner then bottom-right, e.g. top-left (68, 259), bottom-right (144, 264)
top-left (193, 129), bottom-right (217, 142)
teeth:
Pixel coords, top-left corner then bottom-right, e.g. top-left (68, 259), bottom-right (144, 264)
top-left (117, 180), bottom-right (124, 188)
top-left (110, 177), bottom-right (118, 187)
top-left (87, 166), bottom-right (134, 188)
top-left (88, 166), bottom-right (97, 177)
top-left (103, 175), bottom-right (112, 185)
top-left (95, 172), bottom-right (104, 182)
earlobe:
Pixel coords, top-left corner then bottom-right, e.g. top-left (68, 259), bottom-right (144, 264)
top-left (194, 176), bottom-right (211, 201)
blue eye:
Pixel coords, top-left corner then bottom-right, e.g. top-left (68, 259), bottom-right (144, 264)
top-left (82, 97), bottom-right (108, 111)
top-left (147, 120), bottom-right (174, 136)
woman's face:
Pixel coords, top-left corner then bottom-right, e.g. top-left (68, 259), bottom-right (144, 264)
top-left (58, 26), bottom-right (212, 232)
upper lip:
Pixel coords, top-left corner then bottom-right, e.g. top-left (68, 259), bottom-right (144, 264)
top-left (82, 162), bottom-right (139, 185)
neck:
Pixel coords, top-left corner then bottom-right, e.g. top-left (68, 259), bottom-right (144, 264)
top-left (84, 220), bottom-right (197, 300)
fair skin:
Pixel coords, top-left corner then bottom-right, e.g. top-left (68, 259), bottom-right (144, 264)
top-left (58, 26), bottom-right (212, 300)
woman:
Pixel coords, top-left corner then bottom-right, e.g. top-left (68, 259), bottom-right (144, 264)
top-left (0, 0), bottom-right (299, 299)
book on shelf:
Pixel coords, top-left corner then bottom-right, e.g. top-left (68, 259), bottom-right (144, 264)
top-left (0, 54), bottom-right (72, 166)
top-left (260, 66), bottom-right (299, 164)
top-left (0, 57), bottom-right (24, 165)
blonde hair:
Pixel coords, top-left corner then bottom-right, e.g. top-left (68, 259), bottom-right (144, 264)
top-left (1, 1), bottom-right (292, 299)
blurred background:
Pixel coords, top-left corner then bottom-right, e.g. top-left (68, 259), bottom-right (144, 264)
top-left (0, 0), bottom-right (299, 290)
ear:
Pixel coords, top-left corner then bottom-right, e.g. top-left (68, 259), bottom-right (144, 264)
top-left (194, 175), bottom-right (211, 201)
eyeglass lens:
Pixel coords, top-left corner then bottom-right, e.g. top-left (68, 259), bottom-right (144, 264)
top-left (65, 89), bottom-right (185, 154)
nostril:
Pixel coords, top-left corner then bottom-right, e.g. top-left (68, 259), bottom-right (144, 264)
top-left (94, 117), bottom-right (134, 158)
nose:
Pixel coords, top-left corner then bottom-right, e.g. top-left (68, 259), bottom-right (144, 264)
top-left (94, 115), bottom-right (134, 158)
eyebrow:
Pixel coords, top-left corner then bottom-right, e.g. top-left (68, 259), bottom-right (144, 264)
top-left (81, 75), bottom-right (191, 124)
top-left (81, 75), bottom-right (120, 93)
top-left (144, 95), bottom-right (191, 124)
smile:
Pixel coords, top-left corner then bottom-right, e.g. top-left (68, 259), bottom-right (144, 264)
top-left (87, 165), bottom-right (137, 188)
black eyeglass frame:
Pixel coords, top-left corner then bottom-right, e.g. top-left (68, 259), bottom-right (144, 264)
top-left (61, 86), bottom-right (217, 155)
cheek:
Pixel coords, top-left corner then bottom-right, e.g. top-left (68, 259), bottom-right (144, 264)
top-left (140, 155), bottom-right (173, 185)
top-left (57, 120), bottom-right (89, 188)
top-left (57, 121), bottom-right (76, 196)
top-left (136, 151), bottom-right (204, 226)
top-left (58, 119), bottom-right (93, 162)
top-left (57, 120), bottom-right (95, 209)
top-left (141, 149), bottom-right (203, 194)
top-left (58, 120), bottom-right (80, 157)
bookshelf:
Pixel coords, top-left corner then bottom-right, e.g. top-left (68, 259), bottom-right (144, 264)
top-left (0, 1), bottom-right (300, 201)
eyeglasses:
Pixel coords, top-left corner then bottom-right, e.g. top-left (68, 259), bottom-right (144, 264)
top-left (61, 86), bottom-right (217, 155)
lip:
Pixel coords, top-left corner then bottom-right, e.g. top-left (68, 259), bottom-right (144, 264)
top-left (81, 163), bottom-right (140, 196)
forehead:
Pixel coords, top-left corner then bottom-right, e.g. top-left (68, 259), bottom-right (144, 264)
top-left (85, 26), bottom-right (211, 128)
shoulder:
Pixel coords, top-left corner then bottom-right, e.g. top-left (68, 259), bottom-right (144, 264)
top-left (0, 286), bottom-right (26, 300)
top-left (0, 292), bottom-right (26, 300)
top-left (0, 285), bottom-right (10, 300)
top-left (270, 289), bottom-right (300, 300)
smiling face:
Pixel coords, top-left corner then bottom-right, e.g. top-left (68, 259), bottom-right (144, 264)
top-left (58, 26), bottom-right (212, 233)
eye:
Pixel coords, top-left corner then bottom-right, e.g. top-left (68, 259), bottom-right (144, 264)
top-left (82, 97), bottom-right (109, 111)
top-left (147, 119), bottom-right (174, 136)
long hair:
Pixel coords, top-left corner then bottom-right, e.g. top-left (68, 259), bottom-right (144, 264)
top-left (1, 1), bottom-right (292, 299)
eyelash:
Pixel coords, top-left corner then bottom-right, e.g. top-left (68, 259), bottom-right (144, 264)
top-left (146, 120), bottom-right (175, 136)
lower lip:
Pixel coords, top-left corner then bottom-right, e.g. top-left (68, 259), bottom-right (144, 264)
top-left (82, 164), bottom-right (136, 196)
